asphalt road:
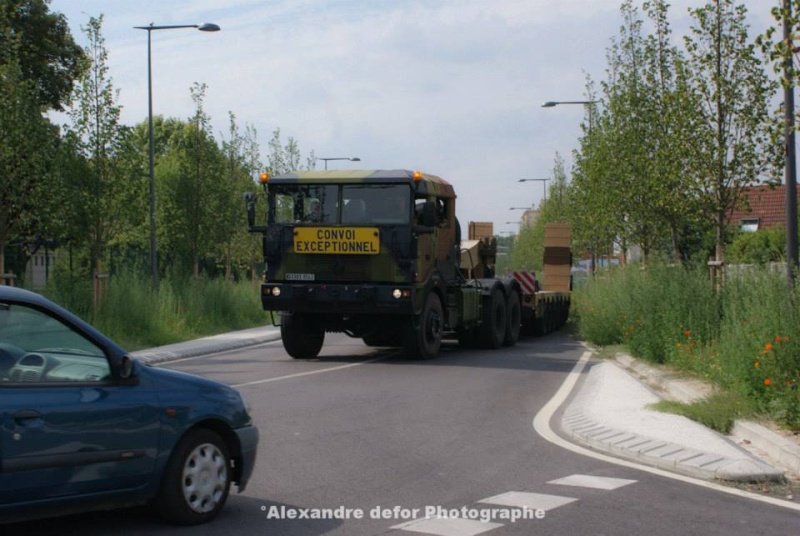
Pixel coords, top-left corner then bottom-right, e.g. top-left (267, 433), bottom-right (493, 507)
top-left (7, 330), bottom-right (799, 535)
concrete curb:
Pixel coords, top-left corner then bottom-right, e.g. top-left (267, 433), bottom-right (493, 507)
top-left (561, 358), bottom-right (785, 482)
top-left (131, 325), bottom-right (282, 365)
top-left (731, 421), bottom-right (800, 477)
top-left (612, 353), bottom-right (800, 481)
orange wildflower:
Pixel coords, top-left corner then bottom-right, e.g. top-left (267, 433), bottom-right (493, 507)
top-left (683, 330), bottom-right (691, 337)
top-left (763, 342), bottom-right (773, 353)
top-left (764, 378), bottom-right (772, 386)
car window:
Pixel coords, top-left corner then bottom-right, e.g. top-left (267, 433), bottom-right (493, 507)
top-left (0, 303), bottom-right (111, 384)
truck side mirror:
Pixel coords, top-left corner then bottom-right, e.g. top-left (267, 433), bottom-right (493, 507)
top-left (421, 201), bottom-right (437, 227)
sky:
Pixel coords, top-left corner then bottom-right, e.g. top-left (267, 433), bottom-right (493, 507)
top-left (47, 0), bottom-right (776, 237)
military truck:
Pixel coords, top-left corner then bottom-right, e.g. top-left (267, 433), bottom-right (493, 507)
top-left (245, 169), bottom-right (569, 360)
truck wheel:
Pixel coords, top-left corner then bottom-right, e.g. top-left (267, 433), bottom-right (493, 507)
top-left (503, 291), bottom-right (521, 347)
top-left (155, 428), bottom-right (231, 525)
top-left (281, 312), bottom-right (324, 359)
top-left (479, 288), bottom-right (506, 349)
top-left (404, 293), bottom-right (443, 360)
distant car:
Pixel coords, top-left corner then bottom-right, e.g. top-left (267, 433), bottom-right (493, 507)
top-left (0, 286), bottom-right (258, 525)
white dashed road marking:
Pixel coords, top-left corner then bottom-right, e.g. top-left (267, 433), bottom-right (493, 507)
top-left (391, 517), bottom-right (503, 536)
top-left (479, 491), bottom-right (578, 511)
top-left (547, 474), bottom-right (637, 490)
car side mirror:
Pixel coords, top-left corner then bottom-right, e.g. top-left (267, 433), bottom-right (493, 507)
top-left (119, 355), bottom-right (136, 379)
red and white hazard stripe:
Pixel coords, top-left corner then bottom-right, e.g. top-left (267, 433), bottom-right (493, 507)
top-left (512, 271), bottom-right (538, 295)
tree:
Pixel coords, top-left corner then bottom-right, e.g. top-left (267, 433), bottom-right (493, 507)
top-left (159, 83), bottom-right (227, 278)
top-left (265, 128), bottom-right (316, 175)
top-left (683, 0), bottom-right (779, 265)
top-left (0, 0), bottom-right (85, 111)
top-left (219, 112), bottom-right (263, 280)
top-left (0, 55), bottom-right (57, 276)
top-left (65, 15), bottom-right (131, 284)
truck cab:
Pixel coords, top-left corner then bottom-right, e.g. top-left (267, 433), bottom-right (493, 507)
top-left (247, 169), bottom-right (478, 359)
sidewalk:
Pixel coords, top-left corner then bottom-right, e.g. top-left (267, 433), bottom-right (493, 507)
top-left (130, 325), bottom-right (281, 365)
top-left (561, 352), bottom-right (800, 482)
top-left (130, 327), bottom-right (800, 483)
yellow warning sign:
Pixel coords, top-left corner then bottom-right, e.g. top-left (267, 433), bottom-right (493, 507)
top-left (294, 227), bottom-right (380, 255)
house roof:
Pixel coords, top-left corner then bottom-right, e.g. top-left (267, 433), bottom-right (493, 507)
top-left (728, 184), bottom-right (800, 230)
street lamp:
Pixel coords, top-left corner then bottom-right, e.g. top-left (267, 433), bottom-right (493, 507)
top-left (518, 178), bottom-right (550, 202)
top-left (542, 100), bottom-right (598, 131)
top-left (135, 22), bottom-right (220, 292)
top-left (317, 157), bottom-right (361, 170)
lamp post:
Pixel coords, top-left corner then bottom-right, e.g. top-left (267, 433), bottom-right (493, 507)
top-left (542, 100), bottom-right (598, 132)
top-left (317, 157), bottom-right (361, 170)
top-left (135, 22), bottom-right (220, 292)
top-left (518, 178), bottom-right (550, 202)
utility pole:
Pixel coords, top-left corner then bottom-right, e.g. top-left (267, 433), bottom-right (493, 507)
top-left (784, 0), bottom-right (798, 289)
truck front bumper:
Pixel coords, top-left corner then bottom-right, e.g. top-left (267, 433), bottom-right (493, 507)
top-left (261, 283), bottom-right (415, 315)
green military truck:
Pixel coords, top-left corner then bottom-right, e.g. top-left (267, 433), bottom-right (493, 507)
top-left (246, 169), bottom-right (568, 360)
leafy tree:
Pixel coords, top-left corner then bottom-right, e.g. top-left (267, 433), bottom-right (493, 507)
top-left (64, 15), bottom-right (131, 281)
top-left (0, 0), bottom-right (85, 110)
top-left (265, 128), bottom-right (316, 174)
top-left (219, 112), bottom-right (263, 280)
top-left (159, 83), bottom-right (227, 278)
top-left (0, 54), bottom-right (57, 276)
top-left (683, 0), bottom-right (779, 265)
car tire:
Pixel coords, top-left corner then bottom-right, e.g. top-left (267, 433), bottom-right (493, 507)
top-left (155, 428), bottom-right (232, 525)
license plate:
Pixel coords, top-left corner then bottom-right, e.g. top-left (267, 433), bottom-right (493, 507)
top-left (285, 273), bottom-right (315, 281)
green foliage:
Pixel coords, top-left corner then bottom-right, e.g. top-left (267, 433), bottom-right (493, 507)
top-left (0, 52), bottom-right (58, 273)
top-left (727, 228), bottom-right (786, 265)
top-left (575, 263), bottom-right (800, 431)
top-left (45, 270), bottom-right (269, 350)
top-left (0, 0), bottom-right (86, 111)
top-left (649, 391), bottom-right (757, 434)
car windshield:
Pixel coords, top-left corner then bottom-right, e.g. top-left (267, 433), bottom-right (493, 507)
top-left (269, 184), bottom-right (412, 225)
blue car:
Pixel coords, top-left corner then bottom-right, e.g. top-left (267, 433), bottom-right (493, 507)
top-left (0, 287), bottom-right (258, 525)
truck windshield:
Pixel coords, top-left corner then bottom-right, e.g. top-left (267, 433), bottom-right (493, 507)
top-left (270, 184), bottom-right (412, 225)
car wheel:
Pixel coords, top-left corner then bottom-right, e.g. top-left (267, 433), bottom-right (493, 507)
top-left (156, 428), bottom-right (232, 525)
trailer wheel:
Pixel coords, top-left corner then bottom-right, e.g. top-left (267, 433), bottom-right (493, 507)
top-left (404, 293), bottom-right (443, 360)
top-left (281, 312), bottom-right (324, 359)
top-left (503, 291), bottom-right (521, 347)
top-left (479, 288), bottom-right (506, 349)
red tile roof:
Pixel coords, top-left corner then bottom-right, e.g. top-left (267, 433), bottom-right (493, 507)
top-left (728, 184), bottom-right (800, 230)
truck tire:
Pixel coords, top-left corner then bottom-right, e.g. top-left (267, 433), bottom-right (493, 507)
top-left (503, 291), bottom-right (521, 346)
top-left (404, 293), bottom-right (443, 360)
top-left (479, 288), bottom-right (506, 349)
top-left (281, 312), bottom-right (324, 359)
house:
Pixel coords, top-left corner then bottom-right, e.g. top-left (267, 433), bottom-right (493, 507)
top-left (728, 184), bottom-right (800, 232)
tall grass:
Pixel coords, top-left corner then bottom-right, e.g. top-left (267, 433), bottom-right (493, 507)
top-left (45, 271), bottom-right (269, 350)
top-left (573, 262), bottom-right (800, 430)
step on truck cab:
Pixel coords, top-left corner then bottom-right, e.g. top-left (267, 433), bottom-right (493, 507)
top-left (246, 169), bottom-right (524, 360)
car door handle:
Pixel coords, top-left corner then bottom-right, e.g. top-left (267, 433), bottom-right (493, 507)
top-left (14, 409), bottom-right (42, 422)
